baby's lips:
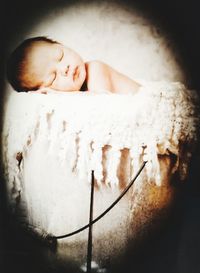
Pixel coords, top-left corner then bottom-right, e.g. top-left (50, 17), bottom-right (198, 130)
top-left (73, 66), bottom-right (79, 80)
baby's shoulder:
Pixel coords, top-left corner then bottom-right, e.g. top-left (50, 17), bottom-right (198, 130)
top-left (85, 61), bottom-right (112, 91)
top-left (86, 60), bottom-right (109, 75)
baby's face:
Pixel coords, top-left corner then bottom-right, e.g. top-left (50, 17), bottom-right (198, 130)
top-left (25, 42), bottom-right (86, 92)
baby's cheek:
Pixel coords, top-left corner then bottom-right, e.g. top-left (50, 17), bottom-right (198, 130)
top-left (52, 77), bottom-right (69, 91)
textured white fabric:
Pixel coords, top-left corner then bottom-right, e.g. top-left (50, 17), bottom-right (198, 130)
top-left (2, 81), bottom-right (199, 236)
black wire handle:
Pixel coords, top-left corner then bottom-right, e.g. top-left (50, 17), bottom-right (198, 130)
top-left (50, 160), bottom-right (147, 241)
top-left (86, 170), bottom-right (95, 273)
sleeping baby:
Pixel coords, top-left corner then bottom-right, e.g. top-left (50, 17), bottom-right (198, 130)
top-left (7, 36), bottom-right (141, 95)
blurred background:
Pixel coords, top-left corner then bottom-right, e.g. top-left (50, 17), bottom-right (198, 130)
top-left (1, 0), bottom-right (200, 272)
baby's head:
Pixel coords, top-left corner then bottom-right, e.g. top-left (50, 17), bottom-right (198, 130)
top-left (7, 36), bottom-right (86, 92)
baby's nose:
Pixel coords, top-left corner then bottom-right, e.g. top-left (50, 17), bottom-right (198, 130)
top-left (57, 64), bottom-right (70, 76)
top-left (63, 65), bottom-right (70, 76)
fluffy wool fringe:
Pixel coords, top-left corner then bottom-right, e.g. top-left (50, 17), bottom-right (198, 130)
top-left (2, 81), bottom-right (200, 203)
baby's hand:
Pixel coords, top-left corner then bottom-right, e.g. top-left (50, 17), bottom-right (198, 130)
top-left (28, 87), bottom-right (57, 95)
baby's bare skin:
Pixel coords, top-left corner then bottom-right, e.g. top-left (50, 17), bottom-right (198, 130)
top-left (85, 61), bottom-right (141, 94)
top-left (23, 41), bottom-right (140, 95)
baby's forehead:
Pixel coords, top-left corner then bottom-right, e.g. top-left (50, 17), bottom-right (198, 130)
top-left (31, 41), bottom-right (59, 54)
top-left (27, 42), bottom-right (62, 64)
top-left (24, 42), bottom-right (62, 86)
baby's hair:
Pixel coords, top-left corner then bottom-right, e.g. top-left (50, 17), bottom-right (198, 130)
top-left (7, 36), bottom-right (59, 92)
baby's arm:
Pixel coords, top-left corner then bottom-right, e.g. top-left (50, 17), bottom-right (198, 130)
top-left (86, 61), bottom-right (141, 94)
top-left (85, 61), bottom-right (113, 93)
top-left (109, 64), bottom-right (141, 94)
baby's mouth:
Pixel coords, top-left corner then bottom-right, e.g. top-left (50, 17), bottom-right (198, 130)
top-left (73, 66), bottom-right (79, 81)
